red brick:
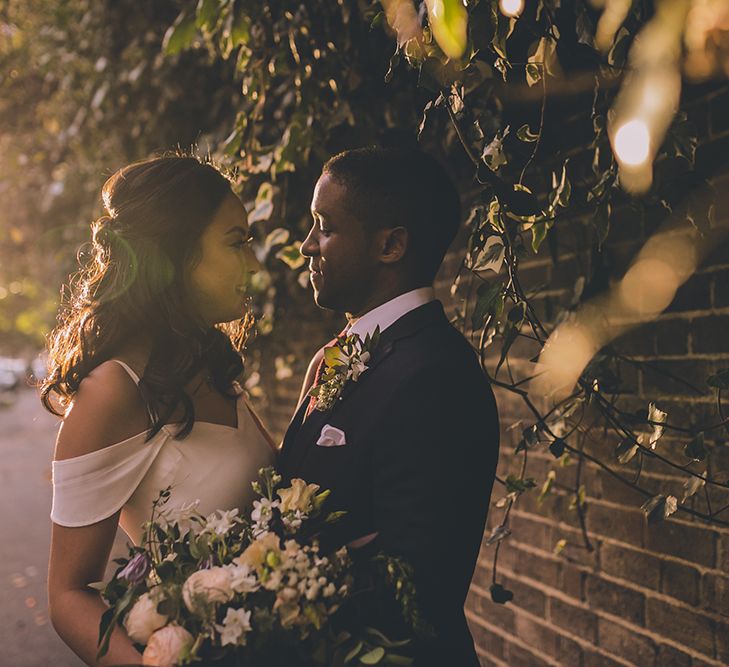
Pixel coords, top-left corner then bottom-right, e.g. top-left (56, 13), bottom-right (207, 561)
top-left (470, 623), bottom-right (505, 662)
top-left (586, 504), bottom-right (644, 548)
top-left (597, 617), bottom-right (657, 666)
top-left (502, 575), bottom-right (547, 617)
top-left (656, 643), bottom-right (692, 667)
top-left (711, 268), bottom-right (729, 307)
top-left (600, 543), bottom-right (661, 590)
top-left (513, 548), bottom-right (561, 589)
top-left (701, 573), bottom-right (729, 615)
top-left (692, 315), bottom-right (729, 353)
top-left (717, 621), bottom-right (729, 663)
top-left (549, 597), bottom-right (597, 642)
top-left (661, 560), bottom-right (700, 606)
top-left (645, 520), bottom-right (716, 568)
top-left (645, 598), bottom-right (715, 657)
top-left (513, 613), bottom-right (559, 656)
top-left (585, 575), bottom-right (645, 625)
top-left (640, 358), bottom-right (713, 398)
top-left (504, 641), bottom-right (553, 667)
top-left (583, 650), bottom-right (630, 667)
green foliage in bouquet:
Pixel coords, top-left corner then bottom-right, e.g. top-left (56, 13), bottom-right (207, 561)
top-left (98, 468), bottom-right (420, 666)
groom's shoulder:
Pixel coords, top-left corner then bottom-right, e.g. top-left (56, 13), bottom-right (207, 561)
top-left (387, 315), bottom-right (483, 380)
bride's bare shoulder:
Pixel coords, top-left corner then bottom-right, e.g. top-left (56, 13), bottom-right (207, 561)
top-left (54, 360), bottom-right (150, 461)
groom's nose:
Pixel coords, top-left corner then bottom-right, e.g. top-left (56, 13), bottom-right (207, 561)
top-left (300, 225), bottom-right (319, 257)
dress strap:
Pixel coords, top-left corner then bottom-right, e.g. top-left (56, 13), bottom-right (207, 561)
top-left (110, 359), bottom-right (141, 385)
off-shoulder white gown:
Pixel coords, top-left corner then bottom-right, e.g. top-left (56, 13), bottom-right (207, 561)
top-left (51, 360), bottom-right (277, 544)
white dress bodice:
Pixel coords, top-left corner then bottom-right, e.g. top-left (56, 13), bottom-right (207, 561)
top-left (51, 360), bottom-right (277, 544)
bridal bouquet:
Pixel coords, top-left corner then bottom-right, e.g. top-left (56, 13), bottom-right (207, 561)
top-left (98, 468), bottom-right (422, 666)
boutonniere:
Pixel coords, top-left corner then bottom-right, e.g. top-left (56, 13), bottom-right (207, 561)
top-left (308, 326), bottom-right (381, 413)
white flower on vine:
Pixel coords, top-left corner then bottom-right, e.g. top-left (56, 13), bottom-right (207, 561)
top-left (215, 607), bottom-right (252, 647)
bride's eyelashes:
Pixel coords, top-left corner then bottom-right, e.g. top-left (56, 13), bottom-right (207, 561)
top-left (231, 236), bottom-right (254, 249)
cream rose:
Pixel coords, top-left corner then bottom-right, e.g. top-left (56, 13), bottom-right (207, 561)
top-left (142, 623), bottom-right (193, 667)
top-left (124, 592), bottom-right (168, 644)
top-left (182, 567), bottom-right (234, 614)
top-left (277, 479), bottom-right (320, 514)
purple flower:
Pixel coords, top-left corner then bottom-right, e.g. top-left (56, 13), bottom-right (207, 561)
top-left (118, 552), bottom-right (151, 585)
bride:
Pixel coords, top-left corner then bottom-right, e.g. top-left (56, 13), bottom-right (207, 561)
top-left (41, 155), bottom-right (277, 666)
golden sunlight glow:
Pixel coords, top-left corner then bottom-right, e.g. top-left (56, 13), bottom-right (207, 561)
top-left (499, 0), bottom-right (524, 18)
top-left (533, 204), bottom-right (721, 403)
top-left (613, 119), bottom-right (651, 166)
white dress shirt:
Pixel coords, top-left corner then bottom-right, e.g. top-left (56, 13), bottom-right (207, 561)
top-left (347, 287), bottom-right (436, 339)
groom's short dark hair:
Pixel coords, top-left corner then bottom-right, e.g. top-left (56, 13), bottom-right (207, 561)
top-left (322, 146), bottom-right (461, 283)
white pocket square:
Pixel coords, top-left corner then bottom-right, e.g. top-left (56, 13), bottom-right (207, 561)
top-left (317, 424), bottom-right (347, 447)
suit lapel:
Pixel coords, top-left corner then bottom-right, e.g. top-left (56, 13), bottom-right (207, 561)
top-left (282, 300), bottom-right (448, 475)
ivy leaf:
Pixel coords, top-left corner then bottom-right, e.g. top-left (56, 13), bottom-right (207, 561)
top-left (684, 433), bottom-right (707, 462)
top-left (646, 402), bottom-right (668, 449)
top-left (531, 222), bottom-right (548, 252)
top-left (516, 124), bottom-right (539, 142)
top-left (471, 281), bottom-right (502, 329)
top-left (682, 473), bottom-right (706, 503)
top-left (425, 0), bottom-right (468, 60)
top-left (707, 369), bottom-right (729, 389)
top-left (471, 235), bottom-right (505, 273)
top-left (490, 583), bottom-right (514, 604)
top-left (496, 323), bottom-right (519, 375)
top-left (538, 470), bottom-right (556, 504)
top-left (264, 227), bottom-right (289, 253)
top-left (549, 438), bottom-right (566, 458)
top-left (485, 524), bottom-right (511, 546)
top-left (505, 475), bottom-right (536, 494)
top-left (594, 200), bottom-right (611, 247)
top-left (195, 0), bottom-right (220, 32)
top-left (641, 494), bottom-right (678, 524)
top-left (276, 242), bottom-right (306, 270)
top-left (553, 539), bottom-right (567, 555)
top-left (360, 646), bottom-right (385, 664)
top-left (615, 438), bottom-right (639, 464)
top-left (482, 126), bottom-right (510, 171)
top-left (162, 11), bottom-right (197, 56)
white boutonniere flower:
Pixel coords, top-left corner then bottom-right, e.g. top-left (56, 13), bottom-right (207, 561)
top-left (308, 327), bottom-right (380, 413)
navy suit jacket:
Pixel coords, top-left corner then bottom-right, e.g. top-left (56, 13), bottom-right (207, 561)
top-left (280, 301), bottom-right (500, 666)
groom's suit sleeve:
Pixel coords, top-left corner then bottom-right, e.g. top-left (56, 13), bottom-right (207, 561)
top-left (370, 360), bottom-right (499, 635)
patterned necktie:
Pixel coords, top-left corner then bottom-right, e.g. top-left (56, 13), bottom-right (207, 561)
top-left (304, 326), bottom-right (350, 419)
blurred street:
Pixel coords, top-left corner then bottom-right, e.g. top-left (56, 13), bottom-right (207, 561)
top-left (1, 387), bottom-right (126, 667)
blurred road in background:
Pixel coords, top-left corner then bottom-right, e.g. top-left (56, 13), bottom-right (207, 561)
top-left (1, 387), bottom-right (127, 667)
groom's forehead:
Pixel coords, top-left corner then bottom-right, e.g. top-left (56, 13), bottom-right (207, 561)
top-left (312, 173), bottom-right (359, 212)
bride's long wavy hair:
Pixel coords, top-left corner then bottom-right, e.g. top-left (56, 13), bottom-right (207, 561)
top-left (41, 155), bottom-right (254, 440)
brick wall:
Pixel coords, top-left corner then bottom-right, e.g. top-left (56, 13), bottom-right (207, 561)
top-left (256, 81), bottom-right (729, 666)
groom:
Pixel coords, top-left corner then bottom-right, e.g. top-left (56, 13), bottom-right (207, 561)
top-left (280, 147), bottom-right (500, 667)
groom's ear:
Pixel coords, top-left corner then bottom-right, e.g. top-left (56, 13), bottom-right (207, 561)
top-left (377, 226), bottom-right (408, 265)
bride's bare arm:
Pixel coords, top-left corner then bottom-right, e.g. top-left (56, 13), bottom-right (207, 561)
top-left (48, 362), bottom-right (148, 666)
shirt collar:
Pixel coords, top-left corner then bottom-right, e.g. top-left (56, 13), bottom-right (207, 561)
top-left (347, 287), bottom-right (436, 339)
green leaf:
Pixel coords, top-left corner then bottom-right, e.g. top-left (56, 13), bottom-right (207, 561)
top-left (345, 641), bottom-right (363, 663)
top-left (684, 432), bottom-right (707, 462)
top-left (276, 243), bottom-right (306, 270)
top-left (426, 0), bottom-right (468, 59)
top-left (195, 0), bottom-right (220, 31)
top-left (505, 475), bottom-right (536, 494)
top-left (531, 222), bottom-right (548, 252)
top-left (162, 12), bottom-right (197, 56)
top-left (707, 369), bottom-right (729, 389)
top-left (615, 438), bottom-right (639, 464)
top-left (538, 470), bottom-right (556, 504)
top-left (641, 494), bottom-right (678, 524)
top-left (471, 281), bottom-right (502, 330)
top-left (682, 473), bottom-right (706, 502)
top-left (264, 228), bottom-right (289, 253)
top-left (516, 124), bottom-right (539, 142)
top-left (360, 646), bottom-right (386, 665)
top-left (495, 323), bottom-right (518, 375)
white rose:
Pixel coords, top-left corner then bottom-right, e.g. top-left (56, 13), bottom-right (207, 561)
top-left (182, 567), bottom-right (234, 614)
top-left (142, 623), bottom-right (193, 667)
top-left (124, 592), bottom-right (168, 644)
